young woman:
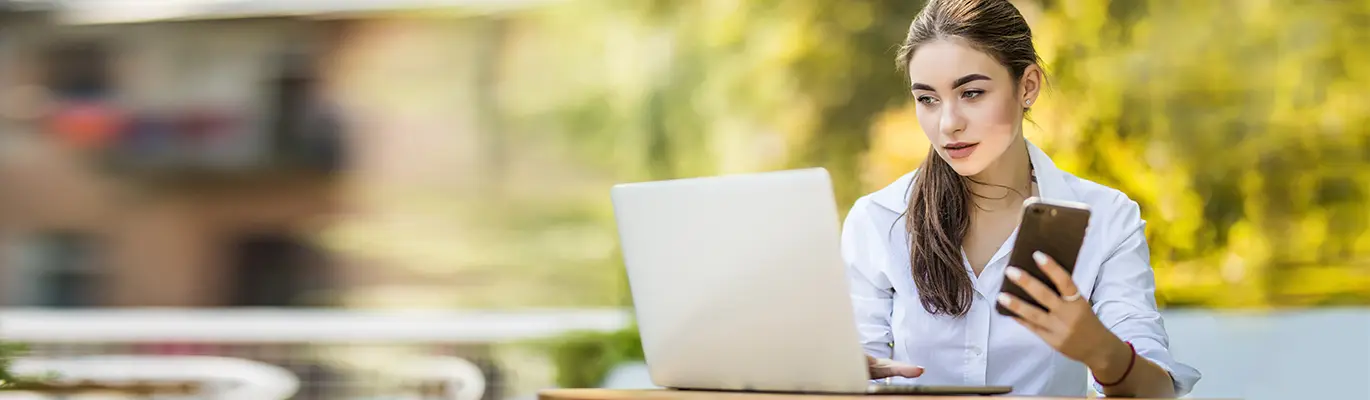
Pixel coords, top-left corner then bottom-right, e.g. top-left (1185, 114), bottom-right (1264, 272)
top-left (845, 0), bottom-right (1201, 397)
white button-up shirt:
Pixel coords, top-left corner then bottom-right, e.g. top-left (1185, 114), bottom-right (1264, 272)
top-left (842, 140), bottom-right (1201, 397)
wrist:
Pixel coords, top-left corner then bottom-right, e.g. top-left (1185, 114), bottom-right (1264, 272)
top-left (1085, 336), bottom-right (1132, 373)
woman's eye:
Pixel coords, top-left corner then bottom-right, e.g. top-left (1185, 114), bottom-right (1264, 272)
top-left (917, 95), bottom-right (939, 105)
top-left (962, 90), bottom-right (984, 99)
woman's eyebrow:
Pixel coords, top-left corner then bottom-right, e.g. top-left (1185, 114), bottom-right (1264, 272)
top-left (909, 74), bottom-right (991, 92)
top-left (952, 73), bottom-right (991, 88)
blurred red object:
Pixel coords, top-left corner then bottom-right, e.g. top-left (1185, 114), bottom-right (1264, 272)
top-left (175, 107), bottom-right (236, 143)
top-left (46, 100), bottom-right (127, 150)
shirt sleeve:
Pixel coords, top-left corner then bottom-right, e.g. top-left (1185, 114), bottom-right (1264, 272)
top-left (1090, 200), bottom-right (1202, 396)
top-left (842, 199), bottom-right (896, 359)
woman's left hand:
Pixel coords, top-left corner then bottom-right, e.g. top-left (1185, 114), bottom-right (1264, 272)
top-left (997, 251), bottom-right (1117, 366)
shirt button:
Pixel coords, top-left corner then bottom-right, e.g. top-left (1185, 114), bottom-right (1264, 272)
top-left (970, 346), bottom-right (982, 355)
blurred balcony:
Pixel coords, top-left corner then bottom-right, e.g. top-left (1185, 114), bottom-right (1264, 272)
top-left (29, 35), bottom-right (349, 183)
top-left (36, 104), bottom-right (346, 187)
top-left (68, 100), bottom-right (349, 181)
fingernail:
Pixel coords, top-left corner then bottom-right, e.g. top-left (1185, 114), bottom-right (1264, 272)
top-left (1032, 251), bottom-right (1047, 265)
top-left (1005, 266), bottom-right (1022, 281)
top-left (997, 293), bottom-right (1012, 305)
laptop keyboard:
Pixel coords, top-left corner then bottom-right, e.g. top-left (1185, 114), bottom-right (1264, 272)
top-left (866, 383), bottom-right (1010, 396)
top-left (868, 384), bottom-right (927, 394)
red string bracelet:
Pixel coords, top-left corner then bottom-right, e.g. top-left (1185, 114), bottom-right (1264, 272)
top-left (1095, 341), bottom-right (1136, 387)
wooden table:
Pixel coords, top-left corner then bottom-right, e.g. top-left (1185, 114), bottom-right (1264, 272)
top-left (539, 388), bottom-right (1210, 400)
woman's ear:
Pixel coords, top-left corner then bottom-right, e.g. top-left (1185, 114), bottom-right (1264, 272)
top-left (1020, 64), bottom-right (1043, 109)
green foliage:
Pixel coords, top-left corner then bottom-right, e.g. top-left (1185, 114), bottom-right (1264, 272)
top-left (0, 341), bottom-right (28, 388)
top-left (523, 0), bottom-right (927, 205)
top-left (544, 327), bottom-right (644, 389)
top-left (523, 0), bottom-right (1370, 309)
top-left (1024, 0), bottom-right (1370, 307)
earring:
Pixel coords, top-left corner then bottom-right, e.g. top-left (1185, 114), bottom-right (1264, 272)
top-left (1025, 99), bottom-right (1033, 106)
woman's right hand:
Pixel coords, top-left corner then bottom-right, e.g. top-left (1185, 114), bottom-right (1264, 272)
top-left (866, 355), bottom-right (924, 379)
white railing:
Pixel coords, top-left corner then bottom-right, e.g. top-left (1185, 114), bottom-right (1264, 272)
top-left (0, 308), bottom-right (633, 343)
top-left (0, 308), bottom-right (634, 399)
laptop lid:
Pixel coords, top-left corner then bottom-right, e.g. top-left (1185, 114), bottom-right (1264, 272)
top-left (610, 168), bottom-right (870, 393)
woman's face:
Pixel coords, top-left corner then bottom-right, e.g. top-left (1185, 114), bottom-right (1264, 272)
top-left (906, 38), bottom-right (1036, 176)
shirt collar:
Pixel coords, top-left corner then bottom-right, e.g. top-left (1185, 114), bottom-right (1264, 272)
top-left (869, 139), bottom-right (1077, 212)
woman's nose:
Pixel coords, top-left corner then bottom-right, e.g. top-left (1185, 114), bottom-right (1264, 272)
top-left (939, 102), bottom-right (967, 137)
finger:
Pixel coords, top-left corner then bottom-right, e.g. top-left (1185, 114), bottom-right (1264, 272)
top-left (889, 364), bottom-right (925, 378)
top-left (1005, 266), bottom-right (1061, 311)
top-left (997, 292), bottom-right (1055, 332)
top-left (1032, 251), bottom-right (1080, 298)
top-left (874, 364), bottom-right (925, 379)
top-left (868, 355), bottom-right (924, 379)
top-left (870, 357), bottom-right (925, 379)
top-left (1013, 315), bottom-right (1054, 338)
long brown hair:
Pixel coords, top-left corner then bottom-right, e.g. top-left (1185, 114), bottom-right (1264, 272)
top-left (894, 0), bottom-right (1041, 317)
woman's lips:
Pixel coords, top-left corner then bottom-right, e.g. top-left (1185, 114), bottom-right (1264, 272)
top-left (945, 142), bottom-right (978, 159)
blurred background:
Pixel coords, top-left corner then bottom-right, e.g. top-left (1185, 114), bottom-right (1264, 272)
top-left (0, 0), bottom-right (1367, 399)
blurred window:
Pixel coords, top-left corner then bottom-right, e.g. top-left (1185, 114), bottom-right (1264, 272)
top-left (227, 233), bottom-right (332, 307)
top-left (269, 52), bottom-right (345, 171)
top-left (43, 40), bottom-right (112, 100)
top-left (7, 232), bottom-right (103, 307)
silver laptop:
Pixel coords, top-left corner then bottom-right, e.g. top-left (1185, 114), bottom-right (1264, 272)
top-left (610, 168), bottom-right (1011, 395)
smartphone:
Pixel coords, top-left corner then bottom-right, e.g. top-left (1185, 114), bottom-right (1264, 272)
top-left (995, 197), bottom-right (1091, 318)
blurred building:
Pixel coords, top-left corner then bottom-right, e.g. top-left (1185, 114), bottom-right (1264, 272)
top-left (0, 2), bottom-right (547, 398)
top-left (0, 1), bottom-right (532, 309)
top-left (0, 11), bottom-right (348, 308)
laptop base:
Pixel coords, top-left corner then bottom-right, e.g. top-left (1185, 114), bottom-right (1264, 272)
top-left (669, 384), bottom-right (1012, 396)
